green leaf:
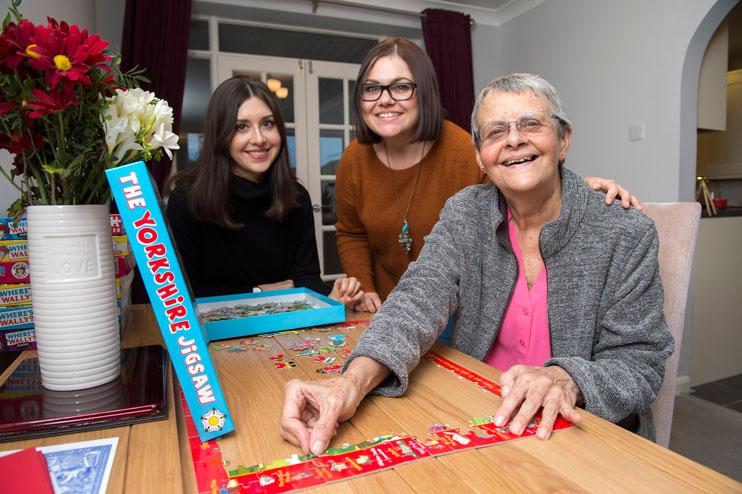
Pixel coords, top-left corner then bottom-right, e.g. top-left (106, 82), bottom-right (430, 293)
top-left (41, 163), bottom-right (64, 175)
top-left (7, 197), bottom-right (25, 220)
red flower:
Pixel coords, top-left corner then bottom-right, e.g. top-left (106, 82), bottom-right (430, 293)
top-left (0, 101), bottom-right (16, 116)
top-left (0, 20), bottom-right (40, 71)
top-left (27, 18), bottom-right (111, 87)
top-left (0, 131), bottom-right (42, 156)
top-left (26, 87), bottom-right (79, 119)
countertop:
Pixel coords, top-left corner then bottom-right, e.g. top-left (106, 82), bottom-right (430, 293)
top-left (702, 206), bottom-right (742, 218)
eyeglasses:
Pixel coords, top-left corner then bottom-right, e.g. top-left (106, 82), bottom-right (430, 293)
top-left (360, 82), bottom-right (417, 102)
top-left (477, 111), bottom-right (563, 145)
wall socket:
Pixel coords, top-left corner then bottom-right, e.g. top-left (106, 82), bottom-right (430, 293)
top-left (629, 121), bottom-right (645, 141)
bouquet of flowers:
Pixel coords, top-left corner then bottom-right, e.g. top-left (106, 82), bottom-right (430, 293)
top-left (0, 0), bottom-right (178, 218)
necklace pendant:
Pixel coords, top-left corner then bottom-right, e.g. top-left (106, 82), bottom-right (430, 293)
top-left (398, 221), bottom-right (412, 256)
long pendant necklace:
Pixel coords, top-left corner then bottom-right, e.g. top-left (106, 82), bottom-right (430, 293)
top-left (382, 141), bottom-right (425, 257)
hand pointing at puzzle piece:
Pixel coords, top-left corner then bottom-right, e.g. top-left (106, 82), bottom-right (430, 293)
top-left (280, 356), bottom-right (389, 455)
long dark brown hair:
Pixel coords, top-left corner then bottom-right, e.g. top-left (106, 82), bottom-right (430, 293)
top-left (168, 76), bottom-right (299, 228)
top-left (353, 37), bottom-right (443, 144)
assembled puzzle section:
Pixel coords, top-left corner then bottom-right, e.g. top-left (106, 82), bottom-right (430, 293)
top-left (185, 321), bottom-right (573, 494)
top-left (197, 288), bottom-right (345, 341)
top-left (106, 161), bottom-right (234, 442)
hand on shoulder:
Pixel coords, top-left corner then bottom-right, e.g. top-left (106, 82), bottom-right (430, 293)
top-left (584, 176), bottom-right (643, 211)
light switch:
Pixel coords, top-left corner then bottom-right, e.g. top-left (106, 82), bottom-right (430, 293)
top-left (629, 121), bottom-right (645, 141)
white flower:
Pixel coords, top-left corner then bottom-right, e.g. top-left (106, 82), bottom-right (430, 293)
top-left (151, 122), bottom-right (180, 159)
top-left (101, 88), bottom-right (179, 165)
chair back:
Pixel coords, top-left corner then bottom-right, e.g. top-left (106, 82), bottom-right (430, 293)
top-left (642, 202), bottom-right (701, 447)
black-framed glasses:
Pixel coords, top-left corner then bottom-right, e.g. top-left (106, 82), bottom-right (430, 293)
top-left (477, 111), bottom-right (563, 145)
top-left (360, 82), bottom-right (417, 102)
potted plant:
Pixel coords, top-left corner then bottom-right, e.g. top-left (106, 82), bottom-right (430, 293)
top-left (0, 0), bottom-right (178, 390)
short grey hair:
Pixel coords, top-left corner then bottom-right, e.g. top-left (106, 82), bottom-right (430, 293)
top-left (470, 73), bottom-right (572, 149)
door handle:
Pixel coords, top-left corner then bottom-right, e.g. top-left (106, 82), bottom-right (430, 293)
top-left (312, 203), bottom-right (321, 212)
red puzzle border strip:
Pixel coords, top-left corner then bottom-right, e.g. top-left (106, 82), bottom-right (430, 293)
top-left (424, 350), bottom-right (503, 396)
top-left (223, 416), bottom-right (572, 493)
top-left (181, 390), bottom-right (229, 494)
top-left (424, 350), bottom-right (572, 431)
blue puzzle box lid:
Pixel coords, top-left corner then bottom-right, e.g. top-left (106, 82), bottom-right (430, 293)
top-left (196, 287), bottom-right (345, 341)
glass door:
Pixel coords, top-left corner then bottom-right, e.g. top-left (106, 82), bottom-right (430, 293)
top-left (217, 54), bottom-right (309, 185)
top-left (305, 61), bottom-right (358, 279)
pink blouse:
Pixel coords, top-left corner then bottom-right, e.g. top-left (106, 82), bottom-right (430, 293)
top-left (485, 212), bottom-right (552, 371)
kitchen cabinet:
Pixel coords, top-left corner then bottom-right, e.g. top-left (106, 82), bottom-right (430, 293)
top-left (698, 69), bottom-right (742, 179)
top-left (697, 22), bottom-right (728, 131)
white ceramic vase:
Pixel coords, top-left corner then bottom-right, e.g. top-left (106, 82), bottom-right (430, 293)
top-left (27, 204), bottom-right (121, 391)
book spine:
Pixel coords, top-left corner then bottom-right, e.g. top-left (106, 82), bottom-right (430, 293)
top-left (106, 161), bottom-right (234, 442)
top-left (0, 284), bottom-right (32, 306)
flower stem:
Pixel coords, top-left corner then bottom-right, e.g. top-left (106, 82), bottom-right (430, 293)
top-left (0, 165), bottom-right (23, 193)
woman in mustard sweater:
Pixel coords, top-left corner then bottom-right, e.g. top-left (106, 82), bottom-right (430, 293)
top-left (336, 37), bottom-right (639, 313)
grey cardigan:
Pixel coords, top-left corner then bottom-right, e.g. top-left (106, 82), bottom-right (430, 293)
top-left (347, 168), bottom-right (674, 439)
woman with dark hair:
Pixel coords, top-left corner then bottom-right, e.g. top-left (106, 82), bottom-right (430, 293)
top-left (167, 76), bottom-right (363, 303)
top-left (337, 37), bottom-right (639, 314)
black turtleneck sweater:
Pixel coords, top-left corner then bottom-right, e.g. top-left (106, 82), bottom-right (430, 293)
top-left (165, 175), bottom-right (329, 298)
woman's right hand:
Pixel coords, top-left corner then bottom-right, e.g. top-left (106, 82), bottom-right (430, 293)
top-left (279, 356), bottom-right (390, 455)
top-left (256, 279), bottom-right (294, 292)
top-left (352, 292), bottom-right (382, 313)
top-left (280, 375), bottom-right (364, 456)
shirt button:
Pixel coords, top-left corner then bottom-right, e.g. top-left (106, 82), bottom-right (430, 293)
top-left (522, 308), bottom-right (529, 316)
top-left (519, 339), bottom-right (525, 346)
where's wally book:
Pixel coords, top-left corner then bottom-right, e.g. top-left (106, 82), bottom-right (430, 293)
top-left (106, 161), bottom-right (234, 442)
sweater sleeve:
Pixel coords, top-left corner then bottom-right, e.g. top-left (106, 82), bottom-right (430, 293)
top-left (342, 192), bottom-right (468, 396)
top-left (165, 191), bottom-right (227, 297)
top-left (335, 147), bottom-right (376, 292)
top-left (289, 188), bottom-right (330, 295)
top-left (545, 224), bottom-right (674, 423)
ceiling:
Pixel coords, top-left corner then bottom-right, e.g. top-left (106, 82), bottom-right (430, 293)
top-left (432, 0), bottom-right (513, 10)
top-left (194, 0), bottom-right (546, 28)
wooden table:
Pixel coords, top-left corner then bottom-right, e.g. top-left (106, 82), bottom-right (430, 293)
top-left (1, 304), bottom-right (740, 493)
top-left (0, 304), bottom-right (183, 493)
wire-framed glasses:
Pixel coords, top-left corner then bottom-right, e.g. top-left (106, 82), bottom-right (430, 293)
top-left (478, 111), bottom-right (562, 145)
top-left (360, 82), bottom-right (418, 102)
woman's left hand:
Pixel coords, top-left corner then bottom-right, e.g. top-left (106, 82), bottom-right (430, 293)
top-left (584, 176), bottom-right (643, 211)
top-left (329, 277), bottom-right (363, 305)
top-left (493, 365), bottom-right (582, 440)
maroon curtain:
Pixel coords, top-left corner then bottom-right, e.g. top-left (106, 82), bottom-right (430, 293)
top-left (421, 9), bottom-right (475, 132)
top-left (121, 0), bottom-right (191, 304)
top-left (121, 0), bottom-right (191, 190)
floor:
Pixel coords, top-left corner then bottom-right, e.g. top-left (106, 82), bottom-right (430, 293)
top-left (668, 374), bottom-right (742, 482)
top-left (689, 373), bottom-right (742, 412)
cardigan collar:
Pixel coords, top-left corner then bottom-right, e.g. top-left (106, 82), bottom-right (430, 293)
top-left (490, 167), bottom-right (588, 259)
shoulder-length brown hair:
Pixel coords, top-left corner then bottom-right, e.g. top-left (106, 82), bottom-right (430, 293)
top-left (168, 76), bottom-right (299, 229)
top-left (352, 37), bottom-right (443, 144)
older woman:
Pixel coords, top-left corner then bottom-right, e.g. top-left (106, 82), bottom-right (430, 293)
top-left (281, 73), bottom-right (672, 456)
